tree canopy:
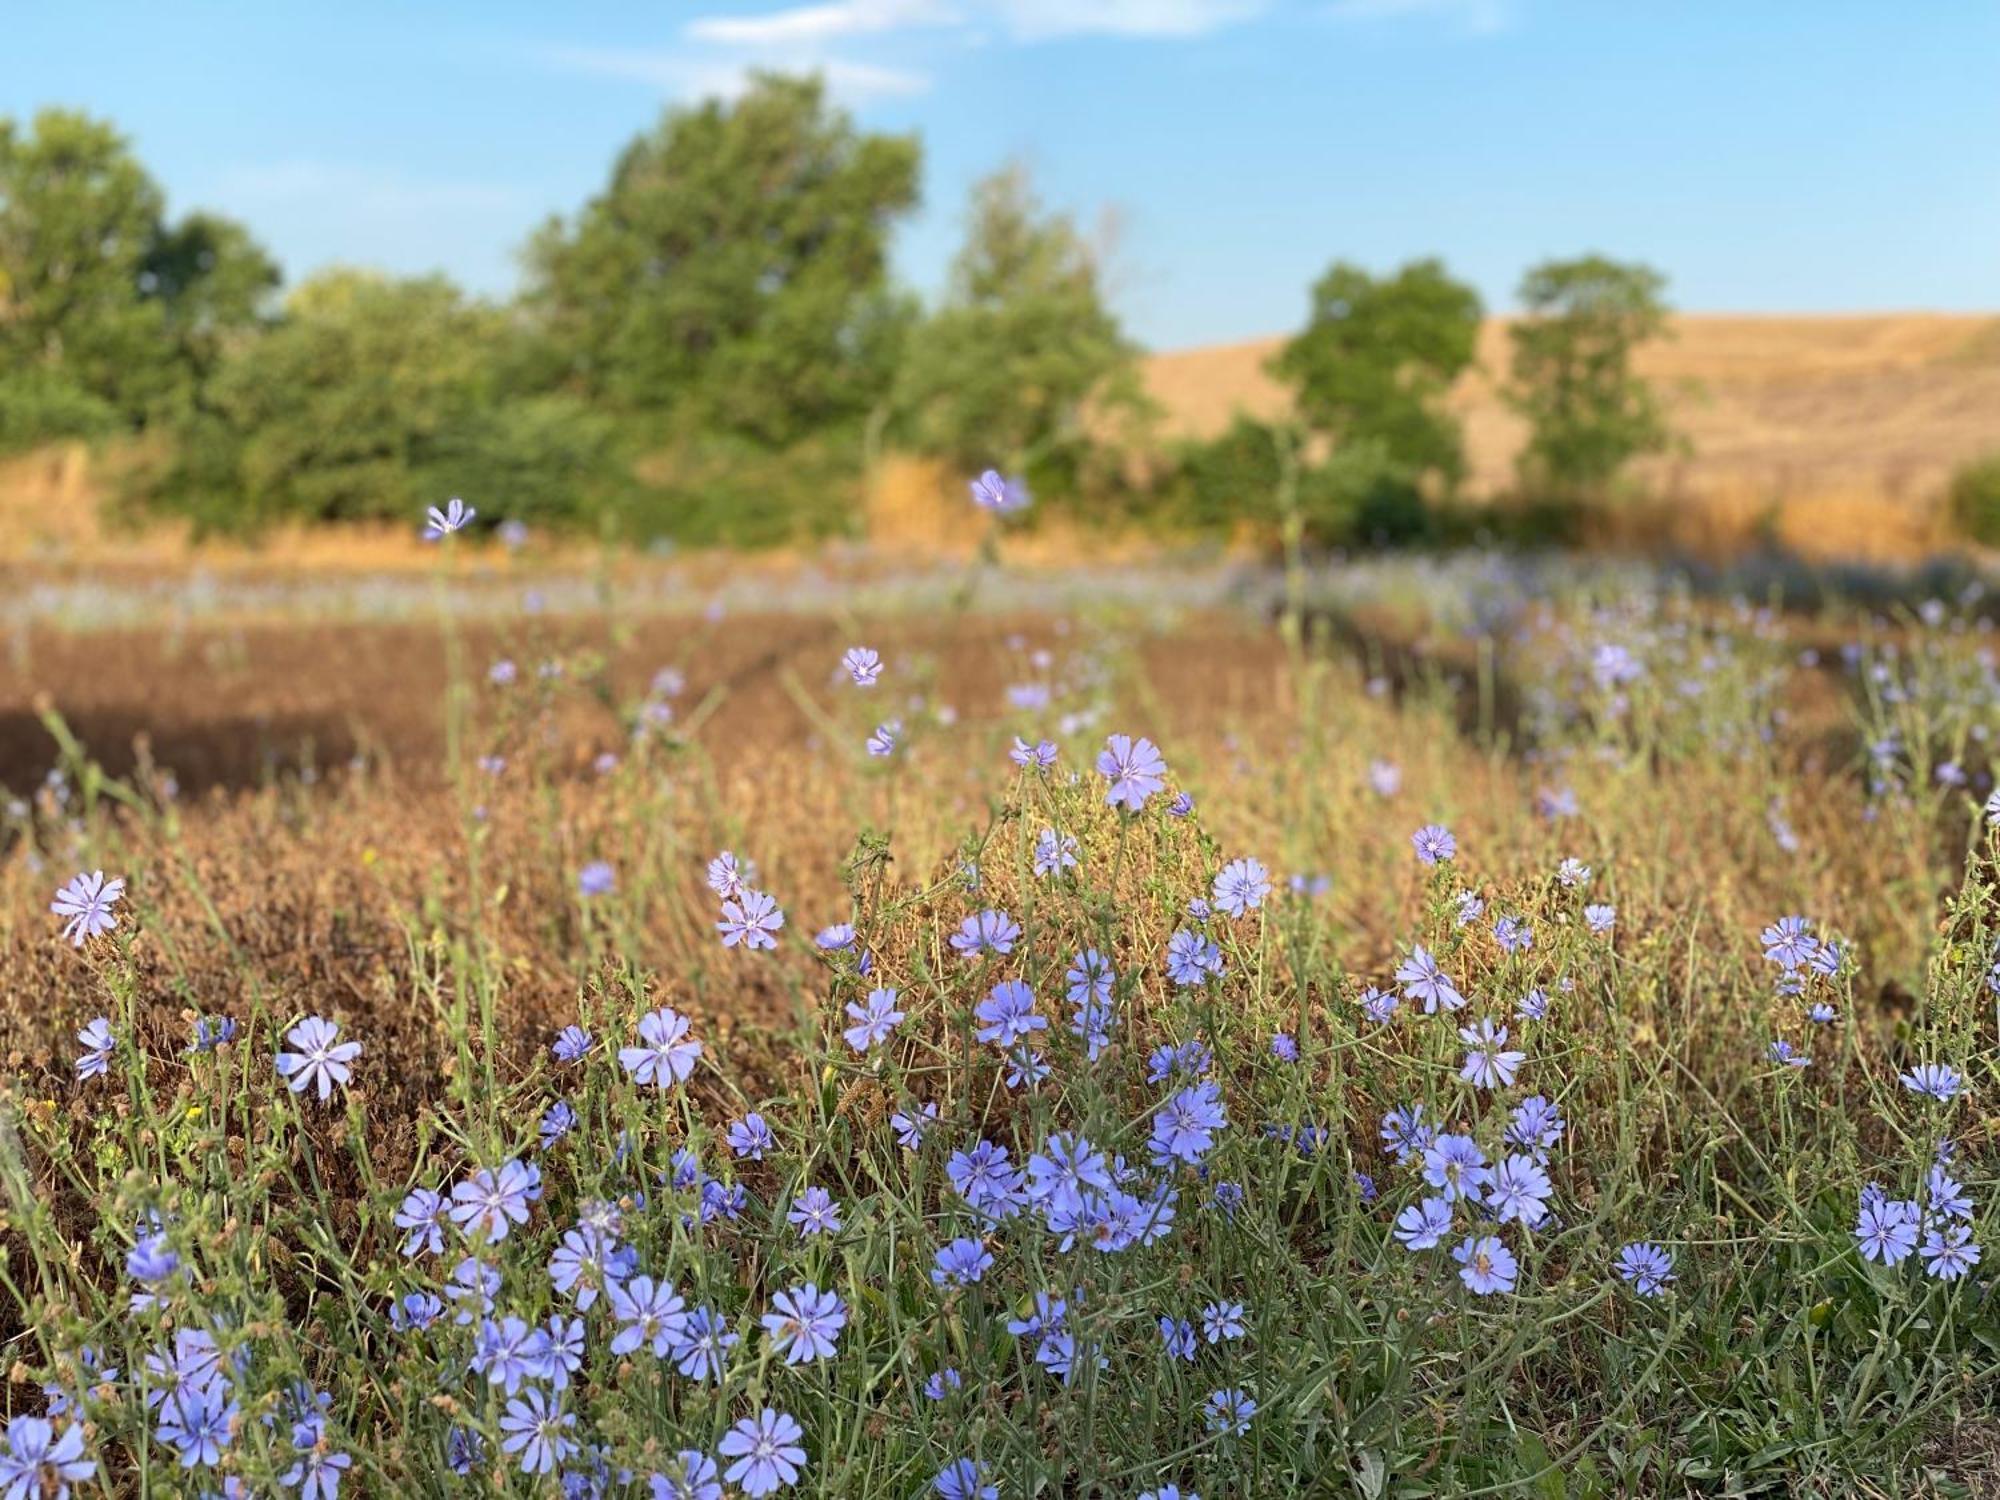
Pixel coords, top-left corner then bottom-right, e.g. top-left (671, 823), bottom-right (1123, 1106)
top-left (893, 164), bottom-right (1145, 481)
top-left (1270, 258), bottom-right (1483, 492)
top-left (159, 270), bottom-right (622, 534)
top-left (521, 74), bottom-right (920, 446)
top-left (1507, 254), bottom-right (1675, 499)
top-left (0, 91), bottom-right (1701, 549)
top-left (0, 109), bottom-right (276, 447)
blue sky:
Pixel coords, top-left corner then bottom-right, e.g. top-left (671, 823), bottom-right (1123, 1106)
top-left (6, 1), bottom-right (1996, 348)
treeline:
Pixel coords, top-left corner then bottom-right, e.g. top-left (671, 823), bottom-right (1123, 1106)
top-left (0, 80), bottom-right (1675, 548)
top-left (1177, 255), bottom-right (1679, 547)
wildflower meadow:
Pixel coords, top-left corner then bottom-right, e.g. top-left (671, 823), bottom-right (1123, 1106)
top-left (2, 493), bottom-right (1999, 1497)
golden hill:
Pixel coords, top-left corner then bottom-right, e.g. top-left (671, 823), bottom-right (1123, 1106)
top-left (1144, 313), bottom-right (2000, 558)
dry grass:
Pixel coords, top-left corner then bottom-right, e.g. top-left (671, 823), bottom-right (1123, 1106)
top-left (4, 563), bottom-right (1996, 1488)
top-left (0, 581), bottom-right (1950, 1112)
top-left (0, 447), bottom-right (1210, 578)
top-left (0, 602), bottom-right (1324, 1130)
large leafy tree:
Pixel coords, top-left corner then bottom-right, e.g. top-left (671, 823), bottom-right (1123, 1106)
top-left (1270, 257), bottom-right (1482, 492)
top-left (0, 109), bottom-right (276, 447)
top-left (143, 211), bottom-right (283, 383)
top-left (522, 74), bottom-right (920, 446)
top-left (1507, 255), bottom-right (1675, 498)
top-left (161, 270), bottom-right (622, 534)
top-left (893, 163), bottom-right (1145, 477)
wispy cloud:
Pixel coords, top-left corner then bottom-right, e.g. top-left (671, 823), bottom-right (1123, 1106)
top-left (1324, 0), bottom-right (1513, 37)
top-left (686, 0), bottom-right (958, 46)
top-left (682, 0), bottom-right (1262, 47)
top-left (544, 44), bottom-right (933, 102)
top-left (550, 0), bottom-right (1265, 111)
top-left (989, 0), bottom-right (1266, 40)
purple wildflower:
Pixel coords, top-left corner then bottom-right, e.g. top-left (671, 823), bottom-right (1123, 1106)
top-left (729, 1113), bottom-right (776, 1159)
top-left (75, 1017), bottom-right (114, 1080)
top-left (842, 987), bottom-right (905, 1053)
top-left (718, 890), bottom-right (785, 950)
top-left (1213, 857), bottom-right (1271, 917)
top-left (1394, 946), bottom-right (1464, 1013)
top-left (619, 1007), bottom-right (703, 1088)
top-left (1098, 734), bottom-right (1168, 812)
top-left (1614, 1241), bottom-right (1675, 1296)
top-left (423, 498), bottom-right (475, 539)
top-left (974, 979), bottom-right (1045, 1048)
top-left (842, 647), bottom-right (882, 686)
top-left (450, 1159), bottom-right (543, 1244)
top-left (1411, 825), bottom-right (1456, 864)
top-left (762, 1284), bottom-right (846, 1365)
top-left (969, 469), bottom-right (1029, 513)
top-left (52, 871), bottom-right (124, 946)
top-left (275, 1016), bottom-right (362, 1101)
top-left (1394, 1196), bottom-right (1454, 1250)
top-left (718, 1409), bottom-right (807, 1497)
top-left (1453, 1235), bottom-right (1519, 1295)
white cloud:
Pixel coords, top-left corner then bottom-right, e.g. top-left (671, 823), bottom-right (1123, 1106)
top-left (989, 0), bottom-right (1265, 39)
top-left (547, 0), bottom-right (1264, 112)
top-left (686, 0), bottom-right (958, 46)
top-left (544, 45), bottom-right (932, 101)
top-left (1324, 0), bottom-right (1512, 37)
top-left (682, 0), bottom-right (1261, 46)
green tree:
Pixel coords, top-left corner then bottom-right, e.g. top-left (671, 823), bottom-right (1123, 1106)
top-left (522, 74), bottom-right (920, 445)
top-left (1507, 254), bottom-right (1675, 498)
top-left (893, 163), bottom-right (1145, 481)
top-left (0, 109), bottom-right (276, 447)
top-left (1947, 452), bottom-right (2000, 547)
top-left (1172, 416), bottom-right (1289, 535)
top-left (143, 211), bottom-right (282, 382)
top-left (1270, 258), bottom-right (1482, 491)
top-left (157, 270), bottom-right (623, 534)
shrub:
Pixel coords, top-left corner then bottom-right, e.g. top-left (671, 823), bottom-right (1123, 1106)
top-left (1269, 258), bottom-right (1482, 495)
top-left (1507, 255), bottom-right (1676, 500)
top-left (619, 427), bottom-right (866, 549)
top-left (0, 373), bottom-right (120, 449)
top-left (0, 110), bottom-right (277, 452)
top-left (1170, 416), bottom-right (1288, 535)
top-left (1946, 452), bottom-right (2000, 546)
top-left (1299, 438), bottom-right (1429, 547)
top-left (152, 270), bottom-right (627, 535)
top-left (435, 395), bottom-right (631, 533)
top-left (894, 164), bottom-right (1146, 479)
top-left (1161, 427), bottom-right (1432, 550)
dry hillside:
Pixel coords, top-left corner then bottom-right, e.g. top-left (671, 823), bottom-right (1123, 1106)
top-left (1145, 313), bottom-right (2000, 557)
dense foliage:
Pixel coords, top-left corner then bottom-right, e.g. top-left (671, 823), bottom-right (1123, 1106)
top-left (520, 74), bottom-right (919, 450)
top-left (0, 85), bottom-right (1149, 546)
top-left (1, 91), bottom-right (1726, 550)
top-left (1947, 452), bottom-right (2000, 549)
top-left (1270, 258), bottom-right (1483, 494)
top-left (1506, 255), bottom-right (1678, 501)
top-left (893, 165), bottom-right (1148, 491)
top-left (0, 110), bottom-right (277, 447)
top-left (155, 271), bottom-right (626, 534)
